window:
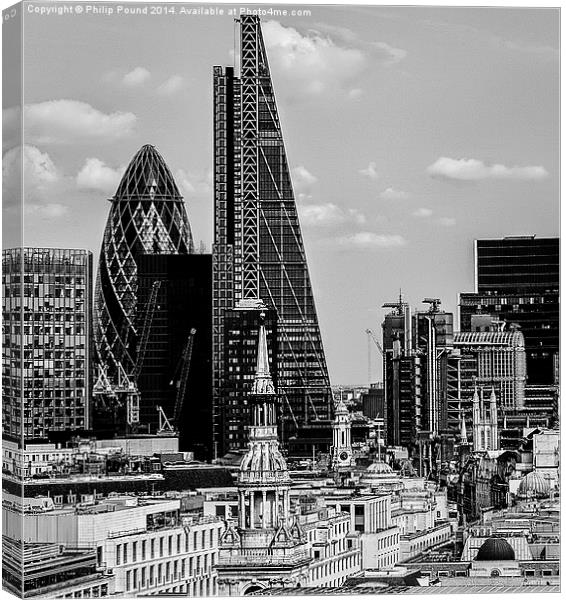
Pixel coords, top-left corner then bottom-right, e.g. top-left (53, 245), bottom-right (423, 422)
top-left (142, 540), bottom-right (146, 560)
top-left (123, 544), bottom-right (128, 564)
top-left (116, 545), bottom-right (121, 566)
top-left (132, 542), bottom-right (137, 562)
top-left (150, 539), bottom-right (155, 559)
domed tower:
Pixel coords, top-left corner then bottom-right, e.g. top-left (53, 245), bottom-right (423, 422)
top-left (330, 397), bottom-right (355, 470)
top-left (217, 315), bottom-right (311, 595)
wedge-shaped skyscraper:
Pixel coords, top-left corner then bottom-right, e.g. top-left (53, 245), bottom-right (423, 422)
top-left (95, 145), bottom-right (193, 379)
top-left (213, 16), bottom-right (332, 455)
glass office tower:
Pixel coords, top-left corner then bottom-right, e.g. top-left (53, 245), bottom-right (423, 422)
top-left (94, 145), bottom-right (193, 379)
top-left (212, 16), bottom-right (332, 455)
top-left (460, 237), bottom-right (558, 384)
top-left (2, 247), bottom-right (92, 441)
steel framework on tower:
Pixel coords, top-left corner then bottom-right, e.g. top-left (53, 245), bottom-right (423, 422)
top-left (212, 16), bottom-right (332, 455)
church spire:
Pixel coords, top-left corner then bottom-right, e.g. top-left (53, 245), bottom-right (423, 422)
top-left (250, 313), bottom-right (276, 397)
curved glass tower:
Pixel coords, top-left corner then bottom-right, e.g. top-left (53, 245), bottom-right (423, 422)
top-left (94, 144), bottom-right (193, 378)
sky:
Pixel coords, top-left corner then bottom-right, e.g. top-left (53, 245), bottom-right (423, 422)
top-left (2, 2), bottom-right (560, 385)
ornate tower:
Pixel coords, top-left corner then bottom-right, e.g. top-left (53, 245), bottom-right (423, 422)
top-left (472, 387), bottom-right (499, 452)
top-left (94, 145), bottom-right (193, 378)
top-left (330, 398), bottom-right (355, 470)
top-left (213, 16), bottom-right (332, 455)
top-left (216, 315), bottom-right (311, 595)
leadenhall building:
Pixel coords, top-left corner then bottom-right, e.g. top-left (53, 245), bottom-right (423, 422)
top-left (212, 15), bottom-right (333, 456)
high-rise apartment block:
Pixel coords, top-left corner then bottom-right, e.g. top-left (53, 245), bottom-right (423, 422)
top-left (212, 16), bottom-right (332, 456)
top-left (460, 237), bottom-right (558, 384)
top-left (2, 248), bottom-right (93, 441)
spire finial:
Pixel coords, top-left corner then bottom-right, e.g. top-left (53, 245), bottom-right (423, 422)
top-left (250, 313), bottom-right (276, 396)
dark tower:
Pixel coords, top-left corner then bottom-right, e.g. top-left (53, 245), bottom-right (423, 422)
top-left (94, 145), bottom-right (193, 379)
top-left (212, 17), bottom-right (332, 456)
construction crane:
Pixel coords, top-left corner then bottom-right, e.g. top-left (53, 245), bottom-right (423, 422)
top-left (422, 298), bottom-right (442, 313)
top-left (133, 280), bottom-right (162, 381)
top-left (365, 328), bottom-right (384, 384)
top-left (171, 328), bottom-right (197, 428)
top-left (93, 280), bottom-right (161, 432)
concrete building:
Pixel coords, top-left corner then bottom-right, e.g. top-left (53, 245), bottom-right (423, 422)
top-left (6, 495), bottom-right (223, 597)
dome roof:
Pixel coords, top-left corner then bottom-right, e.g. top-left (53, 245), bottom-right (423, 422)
top-left (366, 460), bottom-right (393, 475)
top-left (517, 471), bottom-right (550, 498)
top-left (476, 537), bottom-right (515, 561)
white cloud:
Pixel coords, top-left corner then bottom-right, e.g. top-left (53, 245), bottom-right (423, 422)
top-left (372, 41), bottom-right (408, 65)
top-left (427, 157), bottom-right (549, 182)
top-left (438, 217), bottom-right (457, 227)
top-left (122, 67), bottom-right (151, 86)
top-left (25, 203), bottom-right (69, 218)
top-left (338, 232), bottom-right (407, 249)
top-left (359, 162), bottom-right (379, 180)
top-left (263, 20), bottom-right (367, 97)
top-left (157, 75), bottom-right (187, 96)
top-left (380, 187), bottom-right (409, 200)
top-left (4, 100), bottom-right (136, 146)
top-left (299, 203), bottom-right (366, 227)
top-left (312, 22), bottom-right (407, 66)
top-left (292, 165), bottom-right (318, 190)
top-left (348, 88), bottom-right (363, 100)
top-left (76, 158), bottom-right (124, 193)
top-left (175, 168), bottom-right (211, 197)
top-left (3, 145), bottom-right (69, 218)
top-left (412, 208), bottom-right (433, 218)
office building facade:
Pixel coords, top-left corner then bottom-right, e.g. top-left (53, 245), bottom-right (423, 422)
top-left (136, 254), bottom-right (212, 458)
top-left (94, 145), bottom-right (193, 380)
top-left (212, 16), bottom-right (332, 456)
top-left (2, 247), bottom-right (93, 442)
top-left (460, 237), bottom-right (558, 384)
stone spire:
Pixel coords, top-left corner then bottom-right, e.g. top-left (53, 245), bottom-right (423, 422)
top-left (250, 313), bottom-right (276, 397)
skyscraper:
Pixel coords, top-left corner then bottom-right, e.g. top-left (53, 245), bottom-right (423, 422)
top-left (212, 16), bottom-right (332, 455)
top-left (137, 254), bottom-right (212, 457)
top-left (2, 247), bottom-right (93, 441)
top-left (460, 236), bottom-right (558, 384)
top-left (94, 144), bottom-right (193, 380)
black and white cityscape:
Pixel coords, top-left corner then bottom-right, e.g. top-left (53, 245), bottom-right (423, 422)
top-left (2, 2), bottom-right (560, 598)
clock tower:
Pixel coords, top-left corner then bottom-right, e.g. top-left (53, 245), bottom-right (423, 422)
top-left (330, 398), bottom-right (355, 470)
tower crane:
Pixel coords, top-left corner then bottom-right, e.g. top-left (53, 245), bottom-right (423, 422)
top-left (172, 328), bottom-right (197, 427)
top-left (365, 328), bottom-right (384, 384)
top-left (93, 280), bottom-right (162, 432)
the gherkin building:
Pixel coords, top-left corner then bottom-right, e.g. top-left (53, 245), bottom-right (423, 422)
top-left (94, 144), bottom-right (193, 378)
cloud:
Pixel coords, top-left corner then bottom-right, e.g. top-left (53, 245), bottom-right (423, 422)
top-left (122, 67), bottom-right (151, 86)
top-left (292, 165), bottom-right (318, 190)
top-left (438, 217), bottom-right (456, 227)
top-left (25, 203), bottom-right (69, 218)
top-left (76, 158), bottom-right (124, 193)
top-left (175, 168), bottom-right (212, 197)
top-left (338, 232), bottom-right (407, 249)
top-left (262, 20), bottom-right (367, 97)
top-left (427, 157), bottom-right (549, 182)
top-left (299, 203), bottom-right (366, 228)
top-left (312, 22), bottom-right (407, 66)
top-left (3, 145), bottom-right (69, 218)
top-left (4, 100), bottom-right (136, 146)
top-left (157, 75), bottom-right (187, 96)
top-left (412, 208), bottom-right (433, 218)
top-left (380, 187), bottom-right (409, 200)
top-left (348, 88), bottom-right (363, 100)
top-left (372, 41), bottom-right (407, 65)
top-left (359, 162), bottom-right (379, 180)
